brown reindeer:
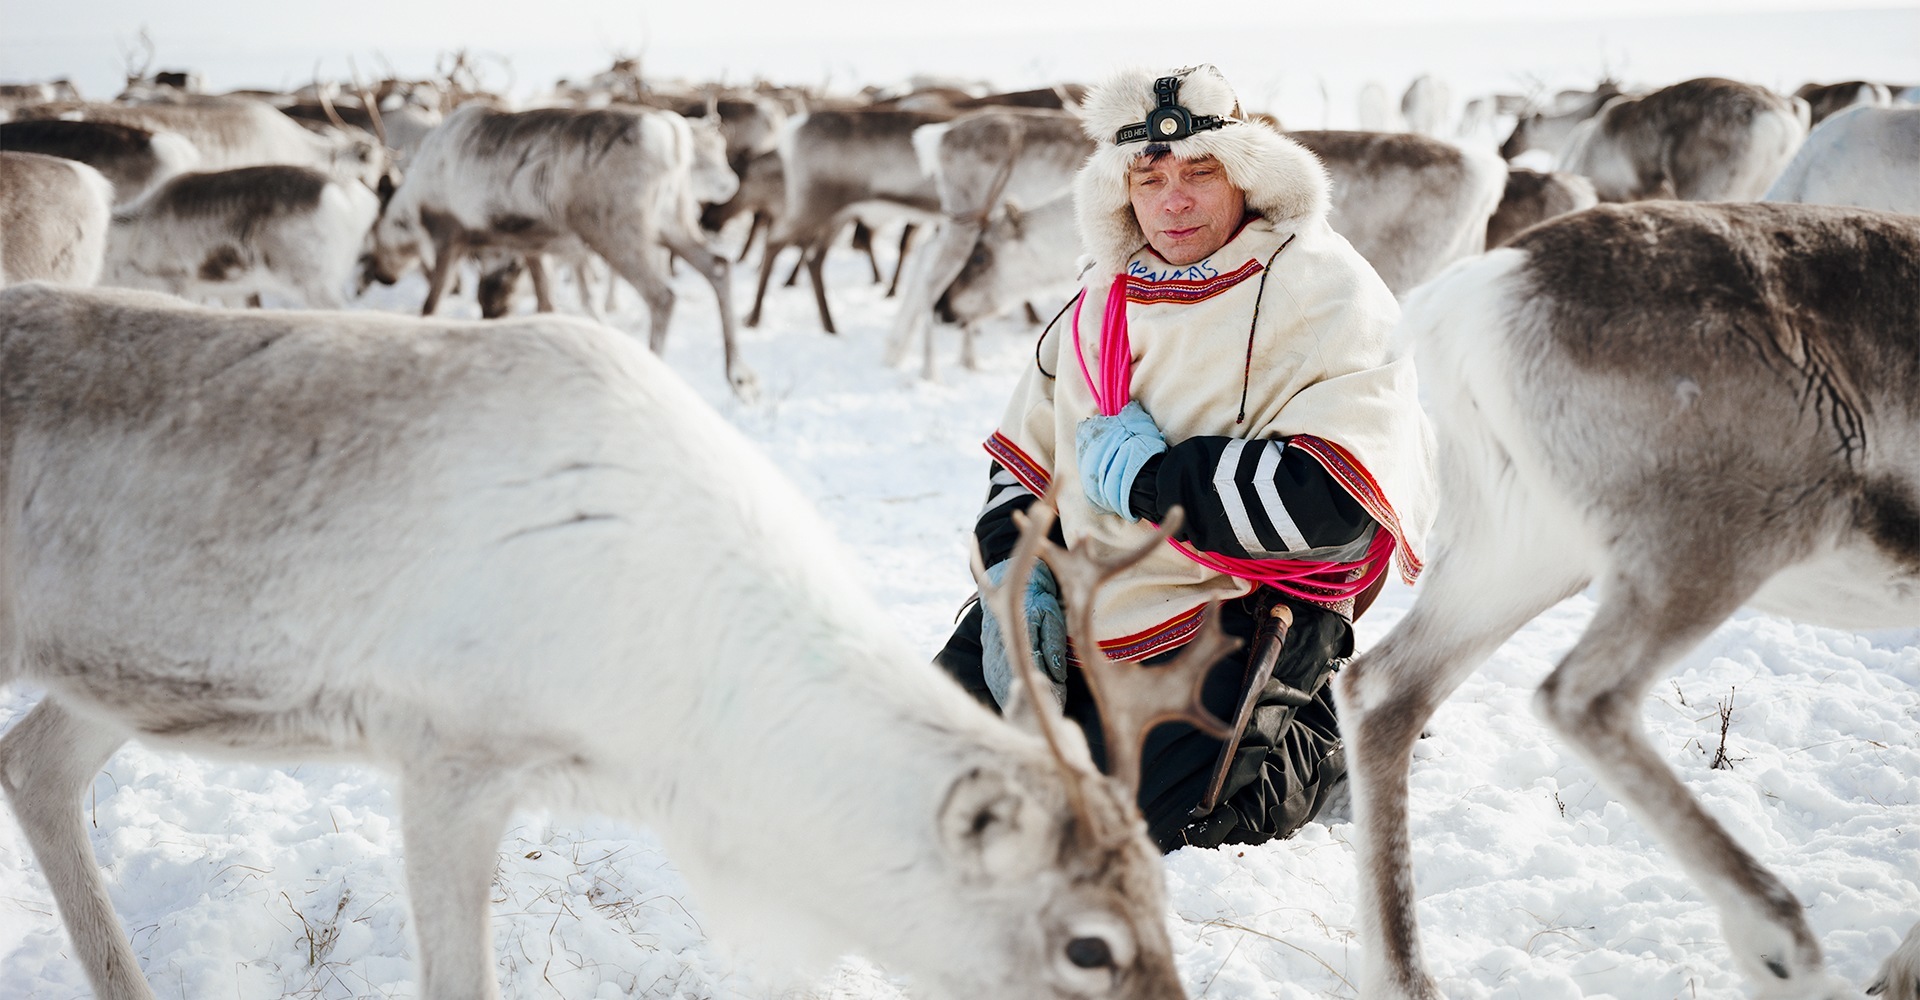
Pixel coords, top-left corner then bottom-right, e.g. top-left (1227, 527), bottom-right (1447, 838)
top-left (1337, 201), bottom-right (1920, 1000)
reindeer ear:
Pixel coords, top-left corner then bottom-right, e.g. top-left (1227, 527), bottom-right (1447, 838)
top-left (938, 767), bottom-right (1053, 881)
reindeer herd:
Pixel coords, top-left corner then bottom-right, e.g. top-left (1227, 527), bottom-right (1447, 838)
top-left (0, 53), bottom-right (1916, 1000)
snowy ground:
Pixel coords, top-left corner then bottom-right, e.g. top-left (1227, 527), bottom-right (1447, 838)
top-left (0, 225), bottom-right (1914, 1000)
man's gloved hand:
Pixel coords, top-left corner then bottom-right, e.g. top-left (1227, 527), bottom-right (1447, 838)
top-left (1075, 400), bottom-right (1167, 520)
top-left (978, 559), bottom-right (1069, 710)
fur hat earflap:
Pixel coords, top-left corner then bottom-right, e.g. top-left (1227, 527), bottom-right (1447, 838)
top-left (1073, 64), bottom-right (1331, 279)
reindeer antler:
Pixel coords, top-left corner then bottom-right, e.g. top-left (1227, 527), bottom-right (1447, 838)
top-left (971, 487), bottom-right (1235, 802)
top-left (1038, 507), bottom-right (1235, 792)
top-left (349, 58), bottom-right (389, 150)
top-left (314, 76), bottom-right (353, 134)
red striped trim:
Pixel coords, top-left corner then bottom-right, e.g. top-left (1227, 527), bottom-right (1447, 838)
top-left (1290, 434), bottom-right (1424, 583)
top-left (1123, 259), bottom-right (1263, 305)
top-left (984, 431), bottom-right (1051, 496)
top-left (1068, 602), bottom-right (1211, 664)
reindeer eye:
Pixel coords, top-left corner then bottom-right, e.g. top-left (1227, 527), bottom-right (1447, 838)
top-left (1066, 936), bottom-right (1113, 969)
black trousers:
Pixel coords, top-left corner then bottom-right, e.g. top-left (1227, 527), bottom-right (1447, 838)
top-left (934, 588), bottom-right (1350, 852)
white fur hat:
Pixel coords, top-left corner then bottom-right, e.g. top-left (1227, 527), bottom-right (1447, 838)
top-left (1074, 65), bottom-right (1331, 279)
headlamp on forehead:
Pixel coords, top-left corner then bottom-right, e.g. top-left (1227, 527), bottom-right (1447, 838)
top-left (1115, 75), bottom-right (1232, 145)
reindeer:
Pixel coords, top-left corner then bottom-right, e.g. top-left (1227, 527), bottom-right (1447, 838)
top-left (1399, 75), bottom-right (1453, 137)
top-left (0, 151), bottom-right (112, 287)
top-left (1499, 79), bottom-right (1625, 162)
top-left (0, 281), bottom-right (1227, 1000)
top-left (1555, 77), bottom-right (1808, 202)
top-left (1795, 80), bottom-right (1893, 126)
top-left (102, 164), bottom-right (379, 308)
top-left (1334, 201), bottom-right (1920, 1000)
top-left (0, 118), bottom-right (201, 206)
top-left (1288, 130), bottom-right (1506, 295)
top-left (747, 107), bottom-right (953, 334)
top-left (1484, 166), bottom-right (1597, 248)
top-left (363, 103), bottom-right (752, 393)
top-left (0, 78), bottom-right (82, 115)
top-left (885, 107), bottom-right (1092, 379)
top-left (11, 95), bottom-right (388, 193)
top-left (928, 189), bottom-right (1082, 373)
top-left (1763, 105), bottom-right (1920, 214)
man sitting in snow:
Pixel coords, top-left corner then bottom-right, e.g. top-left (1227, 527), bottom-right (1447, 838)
top-left (934, 64), bottom-right (1436, 851)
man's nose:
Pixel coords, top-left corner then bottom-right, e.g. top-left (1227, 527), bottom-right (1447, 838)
top-left (1161, 181), bottom-right (1196, 212)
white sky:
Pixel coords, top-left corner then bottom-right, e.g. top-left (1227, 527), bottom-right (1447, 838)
top-left (2, 1), bottom-right (1915, 104)
top-left (10, 0), bottom-right (1917, 45)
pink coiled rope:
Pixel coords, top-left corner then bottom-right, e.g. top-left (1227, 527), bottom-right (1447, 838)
top-left (1070, 278), bottom-right (1394, 603)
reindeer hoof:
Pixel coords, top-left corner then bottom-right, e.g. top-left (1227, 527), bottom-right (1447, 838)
top-left (728, 368), bottom-right (761, 402)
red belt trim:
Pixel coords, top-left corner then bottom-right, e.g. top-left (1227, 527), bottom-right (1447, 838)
top-left (1067, 602), bottom-right (1212, 664)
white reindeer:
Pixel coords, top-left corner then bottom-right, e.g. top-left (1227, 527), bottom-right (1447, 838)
top-left (886, 106), bottom-right (1090, 380)
top-left (1288, 129), bottom-right (1506, 296)
top-left (0, 282), bottom-right (1219, 1000)
top-left (0, 151), bottom-right (112, 287)
top-left (103, 164), bottom-right (378, 308)
top-left (1763, 105), bottom-right (1920, 214)
top-left (1336, 201), bottom-right (1920, 999)
top-left (746, 107), bottom-right (951, 334)
top-left (364, 103), bottom-right (751, 392)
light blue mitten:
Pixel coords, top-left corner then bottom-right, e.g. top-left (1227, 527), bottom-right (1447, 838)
top-left (1075, 400), bottom-right (1167, 520)
top-left (978, 559), bottom-right (1069, 710)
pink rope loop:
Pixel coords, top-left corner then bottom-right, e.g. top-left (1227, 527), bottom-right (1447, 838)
top-left (1099, 278), bottom-right (1129, 417)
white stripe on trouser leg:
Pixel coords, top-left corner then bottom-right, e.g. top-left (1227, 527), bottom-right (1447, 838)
top-left (1212, 439), bottom-right (1269, 556)
top-left (1253, 442), bottom-right (1309, 551)
top-left (983, 484), bottom-right (1033, 512)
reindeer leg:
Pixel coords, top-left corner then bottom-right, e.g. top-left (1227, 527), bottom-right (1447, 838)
top-left (851, 219), bottom-right (881, 284)
top-left (1535, 551), bottom-right (1855, 1000)
top-left (572, 259), bottom-right (603, 322)
top-left (399, 757), bottom-right (517, 1000)
top-left (1340, 453), bottom-right (1589, 1000)
top-left (527, 256), bottom-right (554, 313)
top-left (735, 211), bottom-right (765, 264)
top-left (601, 259), bottom-right (621, 314)
top-left (661, 229), bottom-right (755, 398)
top-left (884, 219), bottom-right (979, 372)
top-left (805, 242), bottom-right (837, 335)
top-left (885, 222), bottom-right (918, 298)
top-left (1340, 555), bottom-right (1579, 1000)
top-left (0, 701), bottom-right (150, 1000)
top-left (421, 237), bottom-right (461, 317)
top-left (781, 247), bottom-right (805, 288)
top-left (747, 240), bottom-right (785, 329)
top-left (1871, 921), bottom-right (1920, 1000)
top-left (590, 235), bottom-right (676, 355)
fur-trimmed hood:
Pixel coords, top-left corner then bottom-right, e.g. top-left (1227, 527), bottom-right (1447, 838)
top-left (1074, 65), bottom-right (1331, 280)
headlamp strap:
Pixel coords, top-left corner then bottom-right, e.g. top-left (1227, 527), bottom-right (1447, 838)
top-left (1113, 75), bottom-right (1232, 145)
top-left (1114, 115), bottom-right (1228, 145)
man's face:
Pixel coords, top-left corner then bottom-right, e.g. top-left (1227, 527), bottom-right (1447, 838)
top-left (1127, 153), bottom-right (1247, 266)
